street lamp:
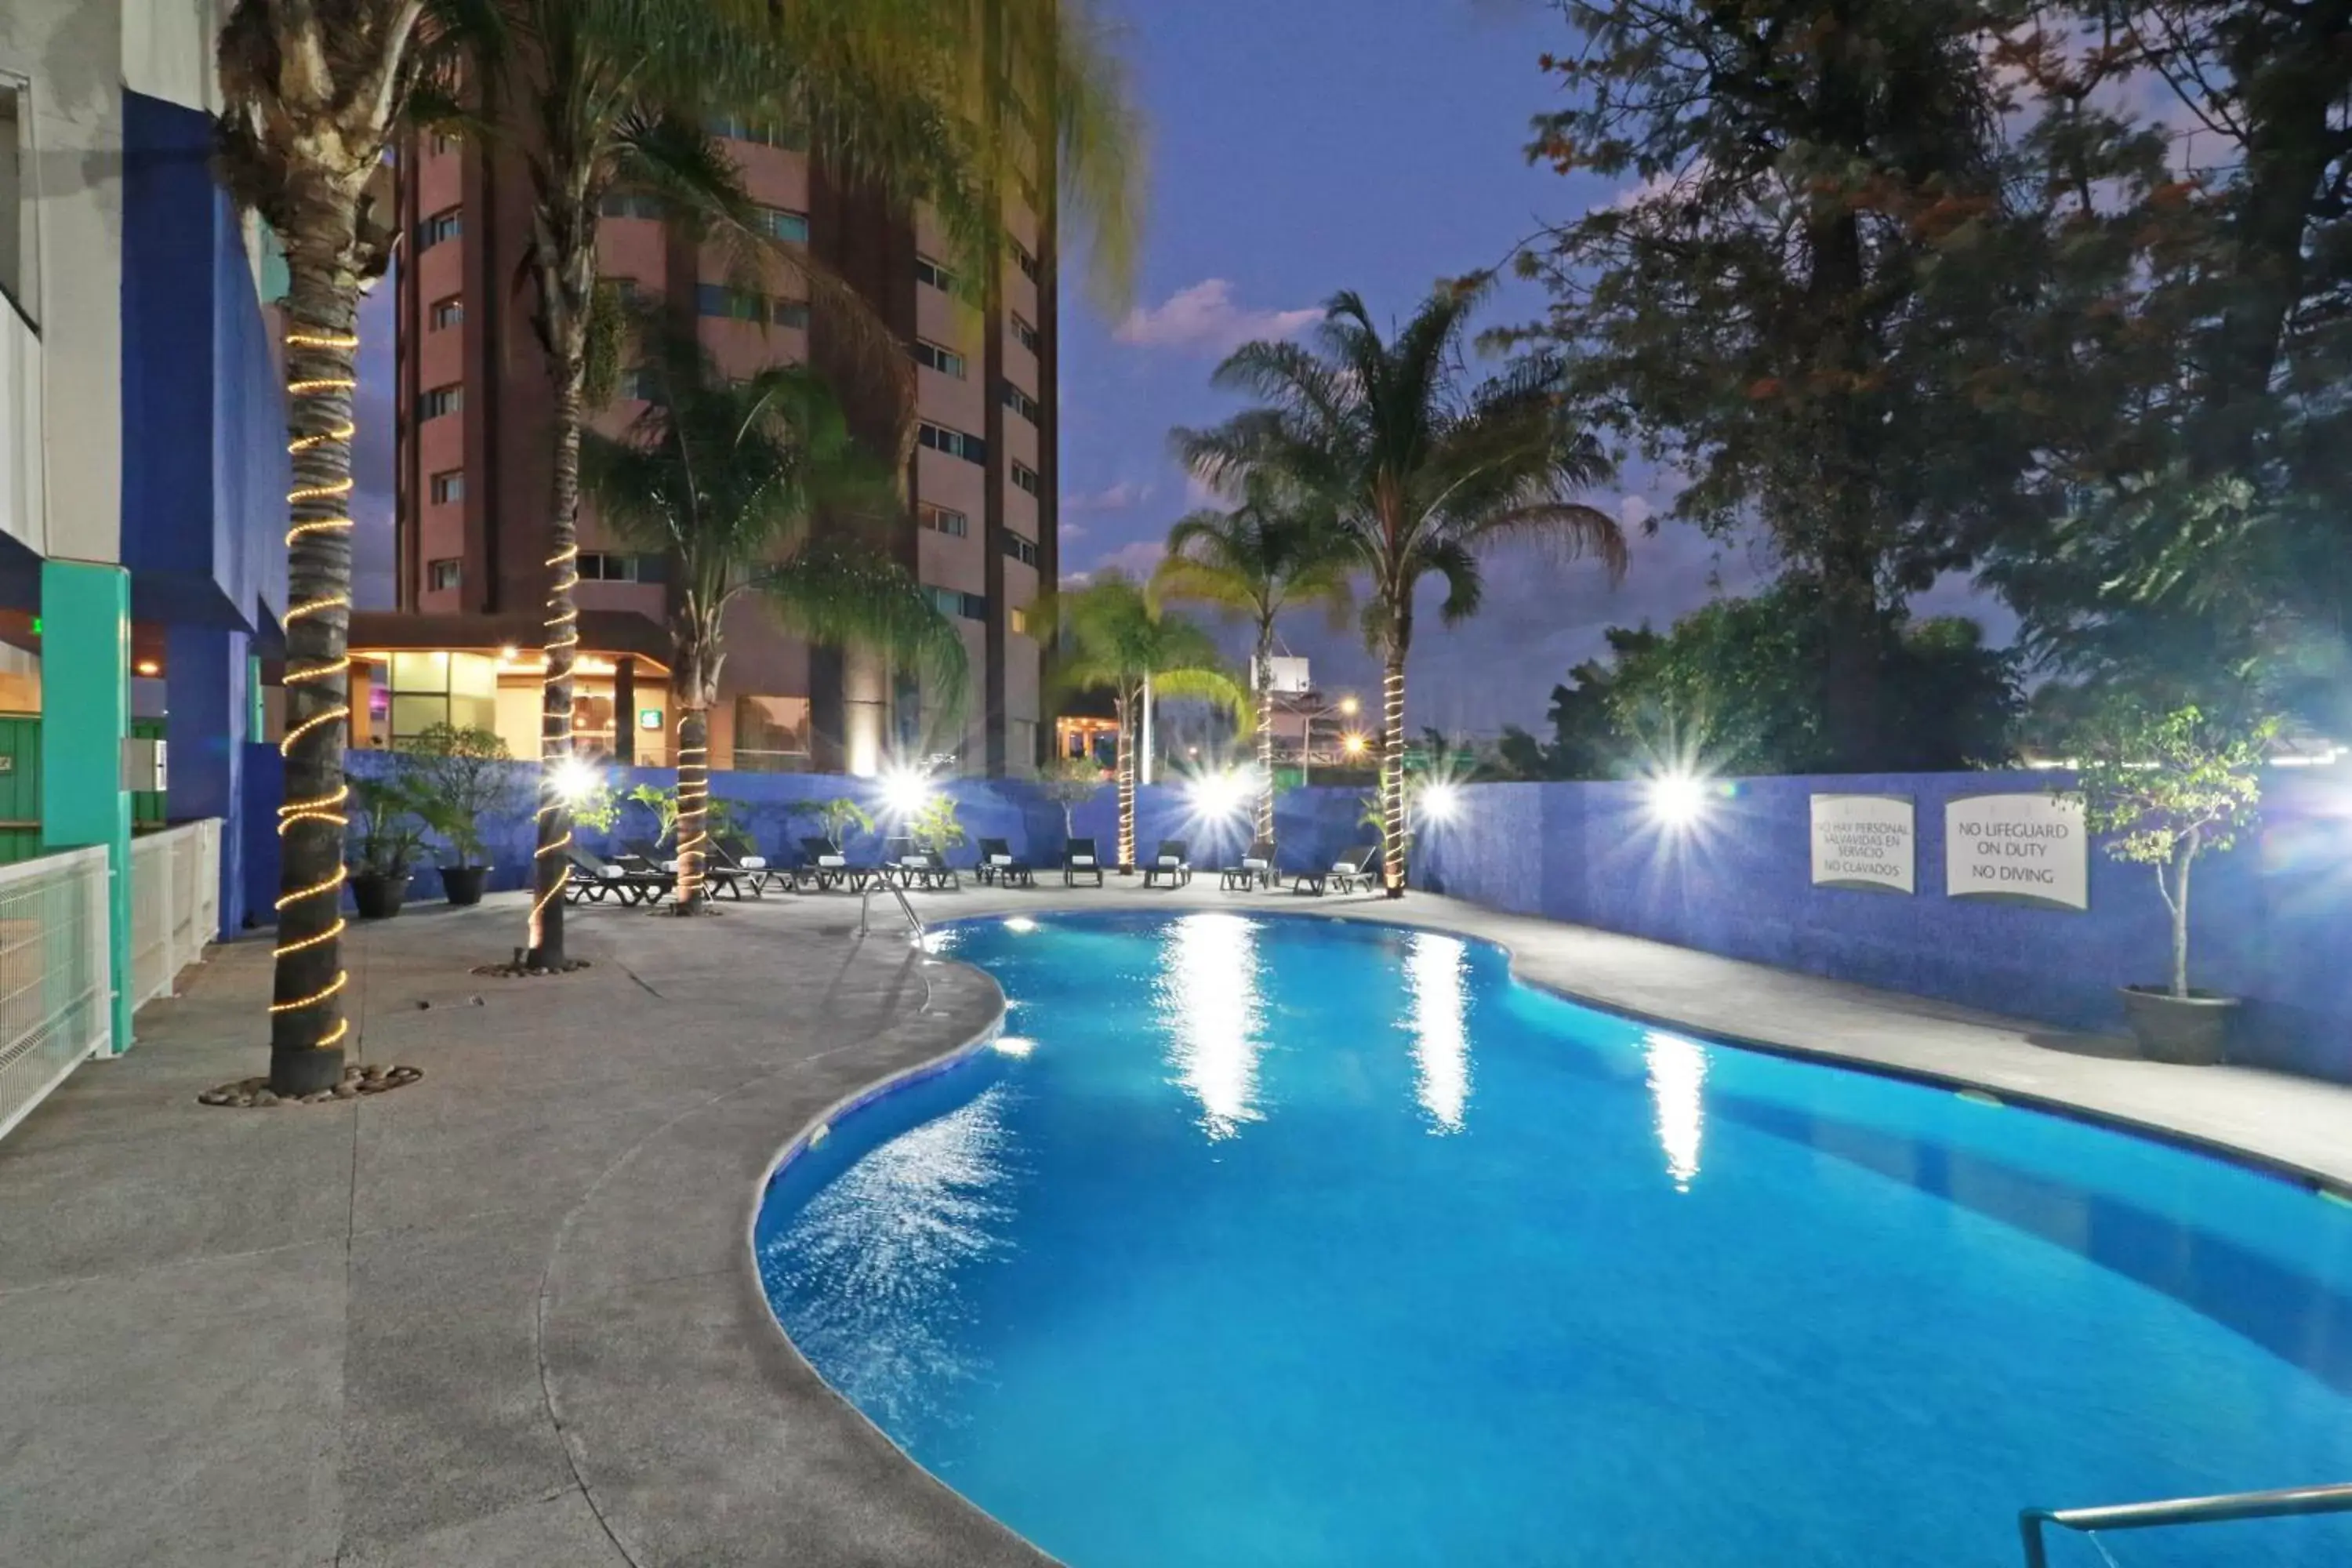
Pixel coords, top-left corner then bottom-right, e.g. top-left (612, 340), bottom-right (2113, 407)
top-left (1301, 692), bottom-right (1366, 785)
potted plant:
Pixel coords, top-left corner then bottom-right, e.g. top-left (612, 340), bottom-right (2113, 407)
top-left (2068, 703), bottom-right (2271, 1065)
top-left (797, 796), bottom-right (874, 855)
top-left (402, 723), bottom-right (513, 906)
top-left (348, 772), bottom-right (429, 920)
top-left (906, 793), bottom-right (968, 866)
top-left (1040, 758), bottom-right (1103, 846)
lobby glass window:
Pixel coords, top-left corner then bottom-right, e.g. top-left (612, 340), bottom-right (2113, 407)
top-left (387, 649), bottom-right (496, 740)
top-left (734, 695), bottom-right (814, 772)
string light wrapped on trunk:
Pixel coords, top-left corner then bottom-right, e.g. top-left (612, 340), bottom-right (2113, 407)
top-left (270, 328), bottom-right (359, 1048)
top-left (674, 719), bottom-right (709, 907)
top-left (528, 540), bottom-right (581, 946)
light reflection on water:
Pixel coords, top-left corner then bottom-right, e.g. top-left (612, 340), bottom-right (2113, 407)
top-left (1643, 1029), bottom-right (1708, 1191)
top-left (1404, 932), bottom-right (1471, 1132)
top-left (756, 1084), bottom-right (1016, 1430)
top-left (1154, 913), bottom-right (1267, 1139)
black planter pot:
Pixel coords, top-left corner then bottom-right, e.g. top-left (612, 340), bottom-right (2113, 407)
top-left (439, 865), bottom-right (490, 907)
top-left (350, 868), bottom-right (411, 920)
top-left (2119, 985), bottom-right (2238, 1066)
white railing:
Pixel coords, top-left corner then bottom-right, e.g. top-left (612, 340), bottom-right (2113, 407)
top-left (128, 818), bottom-right (221, 1024)
top-left (0, 846), bottom-right (113, 1144)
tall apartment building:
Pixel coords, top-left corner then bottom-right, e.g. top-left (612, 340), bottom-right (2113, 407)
top-left (355, 113), bottom-right (1058, 778)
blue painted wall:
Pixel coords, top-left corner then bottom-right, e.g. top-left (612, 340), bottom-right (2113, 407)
top-left (1414, 770), bottom-right (2352, 1081)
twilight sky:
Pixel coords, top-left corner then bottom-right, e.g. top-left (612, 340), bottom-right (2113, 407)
top-left (352, 0), bottom-right (2007, 736)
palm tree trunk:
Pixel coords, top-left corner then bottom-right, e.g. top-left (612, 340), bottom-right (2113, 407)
top-left (1254, 624), bottom-right (1276, 845)
top-left (1381, 635), bottom-right (1409, 898)
top-left (673, 702), bottom-right (710, 912)
top-left (269, 235), bottom-right (363, 1094)
top-left (527, 364), bottom-right (585, 965)
top-left (1116, 688), bottom-right (1138, 871)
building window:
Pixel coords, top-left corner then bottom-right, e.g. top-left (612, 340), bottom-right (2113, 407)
top-left (416, 208), bottom-right (462, 250)
top-left (1010, 605), bottom-right (1031, 636)
top-left (697, 283), bottom-right (804, 328)
top-left (1011, 241), bottom-right (1040, 282)
top-left (576, 551), bottom-right (666, 583)
top-left (927, 586), bottom-right (986, 620)
top-left (913, 339), bottom-right (967, 379)
top-left (1003, 530), bottom-right (1039, 567)
top-left (915, 254), bottom-right (955, 292)
top-left (426, 558), bottom-right (461, 591)
top-left (918, 422), bottom-right (985, 464)
top-left (419, 384), bottom-right (463, 420)
top-left (429, 132), bottom-right (458, 156)
top-left (429, 470), bottom-right (464, 505)
top-left (706, 116), bottom-right (804, 149)
top-left (600, 190), bottom-right (663, 220)
top-left (732, 695), bottom-right (813, 771)
top-left (618, 366), bottom-right (659, 402)
top-left (430, 296), bottom-right (463, 331)
top-left (1000, 380), bottom-right (1040, 423)
top-left (918, 503), bottom-right (969, 538)
top-left (384, 649), bottom-right (497, 743)
top-left (753, 205), bottom-right (810, 243)
top-left (1011, 460), bottom-right (1042, 497)
top-left (1011, 314), bottom-right (1040, 355)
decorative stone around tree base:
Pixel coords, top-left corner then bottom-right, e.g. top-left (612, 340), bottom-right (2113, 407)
top-left (198, 1062), bottom-right (424, 1108)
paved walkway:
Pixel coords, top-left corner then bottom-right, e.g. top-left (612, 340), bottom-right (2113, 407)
top-left (4, 881), bottom-right (2350, 1568)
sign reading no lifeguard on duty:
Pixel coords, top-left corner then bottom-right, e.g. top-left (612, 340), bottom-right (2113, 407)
top-left (1944, 793), bottom-right (2089, 911)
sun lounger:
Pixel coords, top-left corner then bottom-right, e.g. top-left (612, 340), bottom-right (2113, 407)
top-left (975, 837), bottom-right (1035, 887)
top-left (1142, 839), bottom-right (1192, 889)
top-left (1062, 836), bottom-right (1105, 887)
top-left (1220, 838), bottom-right (1278, 891)
top-left (1291, 844), bottom-right (1381, 897)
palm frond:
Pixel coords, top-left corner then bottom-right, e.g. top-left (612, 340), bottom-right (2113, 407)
top-left (760, 539), bottom-right (971, 710)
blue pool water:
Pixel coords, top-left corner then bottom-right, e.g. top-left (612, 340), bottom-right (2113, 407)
top-left (755, 913), bottom-right (2352, 1567)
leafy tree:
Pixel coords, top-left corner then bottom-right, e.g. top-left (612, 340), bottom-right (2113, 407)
top-left (1150, 476), bottom-right (1352, 845)
top-left (583, 331), bottom-right (963, 911)
top-left (215, 0), bottom-right (472, 1091)
top-left (904, 796), bottom-right (968, 860)
top-left (2067, 704), bottom-right (2273, 999)
top-left (1040, 757), bottom-right (1105, 839)
top-left (1519, 0), bottom-right (2034, 770)
top-left (400, 724), bottom-right (514, 869)
top-left (1179, 279), bottom-right (1624, 897)
top-left (796, 797), bottom-right (874, 850)
top-left (1501, 580), bottom-right (2020, 778)
top-left (1051, 573), bottom-right (1249, 869)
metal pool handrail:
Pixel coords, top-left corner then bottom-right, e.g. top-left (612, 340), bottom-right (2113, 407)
top-left (2020, 1480), bottom-right (2352, 1566)
top-left (856, 873), bottom-right (926, 943)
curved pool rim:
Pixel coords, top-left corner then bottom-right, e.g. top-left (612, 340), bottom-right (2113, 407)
top-left (738, 902), bottom-right (2352, 1568)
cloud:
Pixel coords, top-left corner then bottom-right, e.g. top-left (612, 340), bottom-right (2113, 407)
top-left (1617, 494), bottom-right (1654, 529)
top-left (1063, 481), bottom-right (1149, 514)
top-left (1112, 279), bottom-right (1322, 357)
top-left (1062, 538), bottom-right (1166, 587)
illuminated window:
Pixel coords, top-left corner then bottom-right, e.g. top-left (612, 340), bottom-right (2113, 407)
top-left (429, 470), bottom-right (463, 504)
top-left (732, 695), bottom-right (814, 772)
top-left (430, 296), bottom-right (463, 330)
top-left (1010, 605), bottom-right (1031, 636)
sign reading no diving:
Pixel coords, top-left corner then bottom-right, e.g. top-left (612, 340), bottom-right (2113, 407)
top-left (1944, 793), bottom-right (2089, 912)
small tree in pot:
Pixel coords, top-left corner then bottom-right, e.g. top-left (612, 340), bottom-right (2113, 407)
top-left (403, 724), bottom-right (514, 906)
top-left (348, 772), bottom-right (429, 920)
top-left (1040, 758), bottom-right (1105, 845)
top-left (2068, 704), bottom-right (2272, 1065)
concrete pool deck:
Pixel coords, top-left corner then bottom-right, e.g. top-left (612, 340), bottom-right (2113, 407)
top-left (5, 880), bottom-right (2352, 1567)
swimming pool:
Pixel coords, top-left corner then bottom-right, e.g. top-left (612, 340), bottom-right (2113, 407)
top-left (754, 912), bottom-right (2352, 1567)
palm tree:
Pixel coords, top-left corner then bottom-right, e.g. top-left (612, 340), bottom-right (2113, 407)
top-left (496, 0), bottom-right (1142, 965)
top-left (1178, 278), bottom-right (1627, 898)
top-left (1149, 477), bottom-right (1351, 844)
top-left (581, 332), bottom-right (966, 910)
top-left (1052, 574), bottom-right (1248, 870)
top-left (216, 2), bottom-right (475, 1095)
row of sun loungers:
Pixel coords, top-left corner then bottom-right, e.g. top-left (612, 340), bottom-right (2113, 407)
top-left (564, 835), bottom-right (1386, 906)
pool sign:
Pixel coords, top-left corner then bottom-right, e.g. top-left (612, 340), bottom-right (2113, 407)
top-left (1809, 793), bottom-right (1915, 894)
top-left (1944, 793), bottom-right (2089, 911)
